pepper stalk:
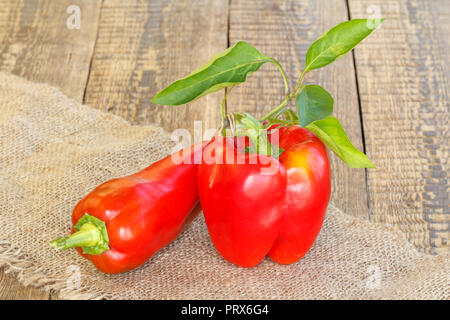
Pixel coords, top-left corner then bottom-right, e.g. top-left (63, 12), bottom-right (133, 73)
top-left (51, 213), bottom-right (109, 255)
top-left (222, 112), bottom-right (283, 158)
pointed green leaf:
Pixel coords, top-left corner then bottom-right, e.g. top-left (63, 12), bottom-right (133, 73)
top-left (152, 41), bottom-right (272, 105)
top-left (306, 116), bottom-right (375, 168)
top-left (296, 84), bottom-right (333, 126)
top-left (304, 18), bottom-right (385, 72)
top-left (263, 118), bottom-right (299, 129)
top-left (284, 109), bottom-right (299, 121)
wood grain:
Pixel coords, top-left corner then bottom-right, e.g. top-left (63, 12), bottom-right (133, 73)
top-left (348, 0), bottom-right (449, 254)
top-left (0, 0), bottom-right (101, 102)
top-left (0, 0), bottom-right (102, 299)
top-left (84, 0), bottom-right (229, 136)
top-left (0, 268), bottom-right (49, 300)
top-left (1, 0), bottom-right (448, 300)
top-left (228, 0), bottom-right (369, 218)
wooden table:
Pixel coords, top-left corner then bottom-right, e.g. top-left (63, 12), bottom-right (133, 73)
top-left (0, 0), bottom-right (448, 299)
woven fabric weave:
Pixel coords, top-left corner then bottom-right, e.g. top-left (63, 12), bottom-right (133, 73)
top-left (0, 72), bottom-right (448, 299)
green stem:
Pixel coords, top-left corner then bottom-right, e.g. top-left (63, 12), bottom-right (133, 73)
top-left (260, 83), bottom-right (306, 121)
top-left (254, 59), bottom-right (290, 122)
top-left (293, 83), bottom-right (306, 99)
top-left (260, 98), bottom-right (288, 121)
top-left (51, 223), bottom-right (101, 250)
top-left (50, 213), bottom-right (109, 255)
top-left (294, 70), bottom-right (306, 93)
top-left (269, 59), bottom-right (289, 96)
top-left (222, 86), bottom-right (235, 120)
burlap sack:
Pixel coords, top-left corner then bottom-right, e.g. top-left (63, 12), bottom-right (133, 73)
top-left (0, 72), bottom-right (448, 299)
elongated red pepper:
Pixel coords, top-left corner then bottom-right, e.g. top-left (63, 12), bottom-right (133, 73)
top-left (51, 143), bottom-right (205, 274)
top-left (198, 126), bottom-right (331, 267)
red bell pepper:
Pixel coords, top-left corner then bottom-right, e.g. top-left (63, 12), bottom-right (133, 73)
top-left (51, 143), bottom-right (205, 274)
top-left (198, 137), bottom-right (287, 267)
top-left (198, 126), bottom-right (331, 267)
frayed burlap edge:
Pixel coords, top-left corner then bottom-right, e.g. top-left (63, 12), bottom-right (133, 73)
top-left (0, 241), bottom-right (109, 299)
top-left (1, 204), bottom-right (448, 300)
top-left (0, 71), bottom-right (447, 300)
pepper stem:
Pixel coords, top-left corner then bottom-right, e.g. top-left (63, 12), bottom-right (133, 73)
top-left (51, 213), bottom-right (109, 255)
top-left (51, 223), bottom-right (100, 249)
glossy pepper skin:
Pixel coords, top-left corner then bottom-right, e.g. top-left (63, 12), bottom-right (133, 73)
top-left (197, 137), bottom-right (286, 267)
top-left (198, 126), bottom-right (331, 267)
top-left (268, 125), bottom-right (331, 264)
top-left (51, 143), bottom-right (205, 274)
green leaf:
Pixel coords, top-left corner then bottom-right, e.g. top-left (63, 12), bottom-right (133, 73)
top-left (284, 109), bottom-right (299, 121)
top-left (152, 41), bottom-right (272, 105)
top-left (264, 118), bottom-right (299, 129)
top-left (223, 112), bottom-right (283, 158)
top-left (304, 18), bottom-right (385, 72)
top-left (296, 84), bottom-right (333, 126)
top-left (306, 116), bottom-right (375, 168)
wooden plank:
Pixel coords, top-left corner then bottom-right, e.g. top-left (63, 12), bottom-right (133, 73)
top-left (0, 268), bottom-right (49, 300)
top-left (0, 0), bottom-right (101, 299)
top-left (348, 0), bottom-right (449, 254)
top-left (228, 0), bottom-right (369, 218)
top-left (0, 0), bottom-right (101, 102)
top-left (84, 0), bottom-right (229, 135)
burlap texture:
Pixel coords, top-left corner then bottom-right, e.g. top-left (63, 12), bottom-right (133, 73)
top-left (0, 72), bottom-right (448, 299)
